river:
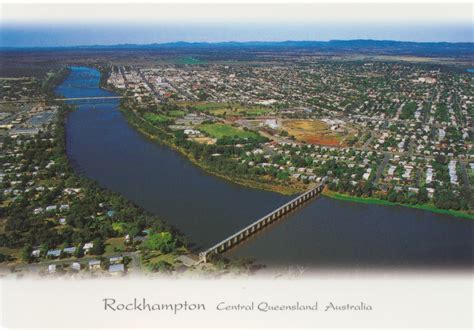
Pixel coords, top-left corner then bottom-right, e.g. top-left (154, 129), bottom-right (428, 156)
top-left (57, 66), bottom-right (472, 272)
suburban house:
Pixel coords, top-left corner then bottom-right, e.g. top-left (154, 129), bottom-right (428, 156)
top-left (88, 259), bottom-right (101, 270)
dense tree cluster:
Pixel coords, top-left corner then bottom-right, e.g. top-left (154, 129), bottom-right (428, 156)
top-left (0, 105), bottom-right (185, 261)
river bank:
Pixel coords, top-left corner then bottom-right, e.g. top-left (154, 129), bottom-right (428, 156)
top-left (120, 105), bottom-right (305, 195)
top-left (323, 190), bottom-right (474, 220)
top-left (63, 65), bottom-right (472, 270)
top-left (119, 101), bottom-right (472, 220)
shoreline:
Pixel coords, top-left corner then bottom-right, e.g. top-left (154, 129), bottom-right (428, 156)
top-left (120, 105), bottom-right (473, 220)
top-left (323, 190), bottom-right (474, 220)
top-left (120, 106), bottom-right (304, 196)
top-left (96, 66), bottom-right (473, 220)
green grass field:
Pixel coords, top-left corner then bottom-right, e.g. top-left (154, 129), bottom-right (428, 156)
top-left (244, 108), bottom-right (272, 116)
top-left (198, 123), bottom-right (260, 139)
top-left (168, 110), bottom-right (186, 117)
top-left (105, 237), bottom-right (126, 254)
top-left (144, 112), bottom-right (173, 124)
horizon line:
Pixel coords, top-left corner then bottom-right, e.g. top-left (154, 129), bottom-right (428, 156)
top-left (1, 38), bottom-right (473, 50)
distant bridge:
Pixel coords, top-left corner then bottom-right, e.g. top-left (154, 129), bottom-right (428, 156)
top-left (53, 96), bottom-right (125, 101)
top-left (199, 177), bottom-right (328, 263)
top-left (0, 96), bottom-right (126, 104)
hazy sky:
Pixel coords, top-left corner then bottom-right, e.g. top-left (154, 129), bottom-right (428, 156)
top-left (1, 3), bottom-right (472, 47)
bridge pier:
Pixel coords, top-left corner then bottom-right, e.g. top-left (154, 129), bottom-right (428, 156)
top-left (199, 178), bottom-right (328, 263)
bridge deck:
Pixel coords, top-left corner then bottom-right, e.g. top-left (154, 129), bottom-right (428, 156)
top-left (54, 96), bottom-right (124, 101)
top-left (0, 96), bottom-right (128, 105)
top-left (200, 177), bottom-right (327, 262)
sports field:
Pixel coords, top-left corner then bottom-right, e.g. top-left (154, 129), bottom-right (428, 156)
top-left (198, 123), bottom-right (260, 139)
top-left (281, 119), bottom-right (346, 146)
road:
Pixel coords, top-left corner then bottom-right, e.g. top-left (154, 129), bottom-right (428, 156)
top-left (423, 86), bottom-right (436, 124)
top-left (362, 132), bottom-right (374, 152)
top-left (2, 251), bottom-right (141, 274)
top-left (138, 69), bottom-right (165, 103)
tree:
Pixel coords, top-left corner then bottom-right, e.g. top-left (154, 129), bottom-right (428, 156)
top-left (418, 187), bottom-right (429, 204)
top-left (90, 239), bottom-right (105, 255)
top-left (20, 244), bottom-right (32, 263)
top-left (148, 260), bottom-right (173, 273)
top-left (39, 243), bottom-right (49, 258)
top-left (387, 190), bottom-right (398, 203)
top-left (74, 245), bottom-right (84, 258)
top-left (142, 232), bottom-right (177, 254)
top-left (100, 257), bottom-right (110, 270)
top-left (0, 253), bottom-right (13, 263)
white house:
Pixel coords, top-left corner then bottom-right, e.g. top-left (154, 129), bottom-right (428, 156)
top-left (83, 242), bottom-right (94, 254)
top-left (71, 262), bottom-right (81, 271)
top-left (88, 259), bottom-right (101, 270)
top-left (63, 247), bottom-right (76, 255)
top-left (48, 264), bottom-right (56, 274)
top-left (109, 264), bottom-right (125, 274)
top-left (46, 249), bottom-right (61, 258)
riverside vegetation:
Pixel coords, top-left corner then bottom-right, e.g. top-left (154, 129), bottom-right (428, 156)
top-left (115, 94), bottom-right (473, 220)
top-left (0, 71), bottom-right (188, 272)
top-left (103, 57), bottom-right (473, 220)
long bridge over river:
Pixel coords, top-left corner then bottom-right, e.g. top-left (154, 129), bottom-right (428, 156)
top-left (199, 177), bottom-right (328, 263)
top-left (54, 96), bottom-right (124, 101)
top-left (0, 96), bottom-right (125, 104)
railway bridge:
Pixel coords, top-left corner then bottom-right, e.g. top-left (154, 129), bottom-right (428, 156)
top-left (54, 96), bottom-right (124, 101)
top-left (0, 96), bottom-right (126, 105)
top-left (199, 177), bottom-right (328, 263)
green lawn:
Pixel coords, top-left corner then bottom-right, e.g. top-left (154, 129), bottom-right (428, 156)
top-left (144, 112), bottom-right (173, 124)
top-left (238, 107), bottom-right (273, 116)
top-left (145, 252), bottom-right (177, 265)
top-left (168, 110), bottom-right (186, 117)
top-left (198, 123), bottom-right (260, 139)
top-left (189, 102), bottom-right (226, 111)
top-left (141, 251), bottom-right (180, 272)
top-left (206, 106), bottom-right (272, 117)
top-left (105, 237), bottom-right (126, 254)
